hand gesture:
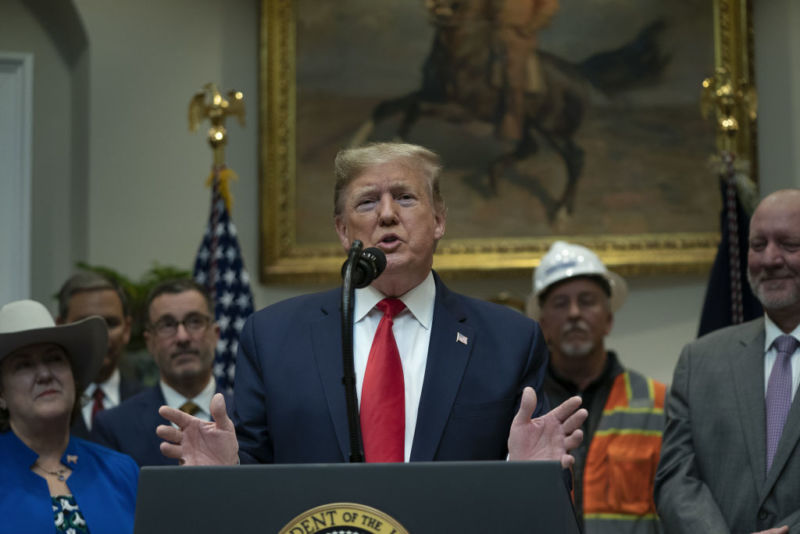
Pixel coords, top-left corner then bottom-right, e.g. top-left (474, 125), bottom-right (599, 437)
top-left (156, 393), bottom-right (239, 466)
top-left (507, 387), bottom-right (587, 467)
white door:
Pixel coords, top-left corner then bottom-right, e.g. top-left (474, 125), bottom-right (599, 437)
top-left (0, 52), bottom-right (33, 304)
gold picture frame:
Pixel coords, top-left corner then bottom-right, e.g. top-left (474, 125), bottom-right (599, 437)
top-left (259, 0), bottom-right (755, 283)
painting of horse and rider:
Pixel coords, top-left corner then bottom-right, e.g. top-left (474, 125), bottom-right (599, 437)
top-left (290, 0), bottom-right (718, 247)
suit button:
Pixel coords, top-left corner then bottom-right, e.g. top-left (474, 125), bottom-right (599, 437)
top-left (758, 510), bottom-right (768, 520)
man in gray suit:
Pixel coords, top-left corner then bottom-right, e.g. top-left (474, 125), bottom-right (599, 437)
top-left (655, 189), bottom-right (800, 534)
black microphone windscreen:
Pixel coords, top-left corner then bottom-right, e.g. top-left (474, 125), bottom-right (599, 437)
top-left (361, 247), bottom-right (387, 276)
top-left (341, 247), bottom-right (387, 288)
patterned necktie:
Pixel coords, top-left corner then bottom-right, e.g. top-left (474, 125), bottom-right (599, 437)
top-left (766, 334), bottom-right (798, 471)
top-left (91, 388), bottom-right (105, 423)
top-left (360, 298), bottom-right (406, 463)
top-left (180, 401), bottom-right (201, 417)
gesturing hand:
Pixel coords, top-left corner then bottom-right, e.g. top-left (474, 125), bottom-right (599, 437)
top-left (507, 387), bottom-right (587, 467)
top-left (156, 393), bottom-right (239, 466)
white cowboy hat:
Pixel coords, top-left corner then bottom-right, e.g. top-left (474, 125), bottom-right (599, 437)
top-left (527, 241), bottom-right (628, 319)
top-left (0, 299), bottom-right (107, 390)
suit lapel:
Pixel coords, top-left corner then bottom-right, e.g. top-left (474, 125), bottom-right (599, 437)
top-left (71, 410), bottom-right (91, 440)
top-left (119, 375), bottom-right (143, 400)
top-left (410, 278), bottom-right (473, 461)
top-left (310, 292), bottom-right (350, 460)
top-left (729, 319), bottom-right (767, 495)
top-left (144, 386), bottom-right (177, 465)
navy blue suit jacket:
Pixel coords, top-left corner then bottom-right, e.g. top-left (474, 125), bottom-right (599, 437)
top-left (91, 383), bottom-right (233, 466)
top-left (234, 273), bottom-right (548, 463)
top-left (72, 374), bottom-right (143, 440)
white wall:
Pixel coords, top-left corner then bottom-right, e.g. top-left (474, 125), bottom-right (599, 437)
top-left (5, 0), bottom-right (799, 386)
top-left (0, 0), bottom-right (83, 307)
top-left (73, 0), bottom-right (260, 285)
top-left (754, 0), bottom-right (800, 192)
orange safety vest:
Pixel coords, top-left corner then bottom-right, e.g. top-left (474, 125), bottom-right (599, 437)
top-left (582, 370), bottom-right (666, 533)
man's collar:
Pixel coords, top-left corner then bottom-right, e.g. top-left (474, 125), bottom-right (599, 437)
top-left (354, 271), bottom-right (435, 329)
top-left (159, 376), bottom-right (216, 415)
top-left (763, 314), bottom-right (800, 352)
top-left (84, 368), bottom-right (121, 404)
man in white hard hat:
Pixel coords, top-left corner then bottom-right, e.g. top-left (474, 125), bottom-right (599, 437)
top-left (529, 241), bottom-right (666, 533)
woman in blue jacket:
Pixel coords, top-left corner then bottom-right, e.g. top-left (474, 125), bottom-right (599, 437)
top-left (0, 299), bottom-right (138, 534)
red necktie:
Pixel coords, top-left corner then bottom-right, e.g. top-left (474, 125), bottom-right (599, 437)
top-left (360, 298), bottom-right (406, 462)
top-left (91, 388), bottom-right (105, 423)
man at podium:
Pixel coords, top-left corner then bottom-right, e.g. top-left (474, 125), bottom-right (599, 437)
top-left (157, 143), bottom-right (587, 467)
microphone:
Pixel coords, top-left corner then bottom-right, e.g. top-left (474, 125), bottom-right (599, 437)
top-left (340, 240), bottom-right (387, 462)
top-left (341, 246), bottom-right (387, 288)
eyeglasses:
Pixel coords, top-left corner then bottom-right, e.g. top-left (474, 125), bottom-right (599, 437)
top-left (149, 313), bottom-right (212, 338)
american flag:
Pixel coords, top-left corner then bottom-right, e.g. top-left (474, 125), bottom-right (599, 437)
top-left (193, 167), bottom-right (254, 395)
top-left (697, 153), bottom-right (762, 337)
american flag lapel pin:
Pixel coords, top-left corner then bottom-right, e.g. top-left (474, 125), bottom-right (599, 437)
top-left (66, 455), bottom-right (78, 464)
top-left (456, 332), bottom-right (468, 345)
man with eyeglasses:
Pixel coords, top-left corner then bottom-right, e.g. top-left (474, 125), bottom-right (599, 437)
top-left (91, 279), bottom-right (234, 466)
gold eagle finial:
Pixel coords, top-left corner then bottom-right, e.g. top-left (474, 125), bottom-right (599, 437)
top-left (189, 83), bottom-right (246, 211)
top-left (701, 68), bottom-right (757, 151)
top-left (188, 83), bottom-right (245, 150)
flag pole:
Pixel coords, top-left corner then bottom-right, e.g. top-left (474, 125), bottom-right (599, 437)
top-left (188, 83), bottom-right (254, 394)
top-left (697, 69), bottom-right (760, 336)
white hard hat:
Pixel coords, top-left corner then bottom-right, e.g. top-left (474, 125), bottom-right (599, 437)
top-left (527, 241), bottom-right (627, 318)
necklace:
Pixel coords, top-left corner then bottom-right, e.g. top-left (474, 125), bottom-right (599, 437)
top-left (34, 462), bottom-right (67, 482)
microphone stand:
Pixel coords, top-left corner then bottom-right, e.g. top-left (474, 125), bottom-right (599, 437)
top-left (341, 240), bottom-right (365, 462)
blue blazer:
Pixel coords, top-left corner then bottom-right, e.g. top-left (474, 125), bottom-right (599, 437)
top-left (0, 431), bottom-right (138, 534)
top-left (91, 383), bottom-right (234, 466)
top-left (234, 273), bottom-right (549, 463)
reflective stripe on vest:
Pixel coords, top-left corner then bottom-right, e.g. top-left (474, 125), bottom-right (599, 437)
top-left (583, 371), bottom-right (666, 534)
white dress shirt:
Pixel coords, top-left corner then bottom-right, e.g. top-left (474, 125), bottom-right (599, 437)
top-left (81, 368), bottom-right (122, 430)
top-left (160, 376), bottom-right (217, 422)
top-left (763, 315), bottom-right (800, 400)
top-left (353, 271), bottom-right (436, 462)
